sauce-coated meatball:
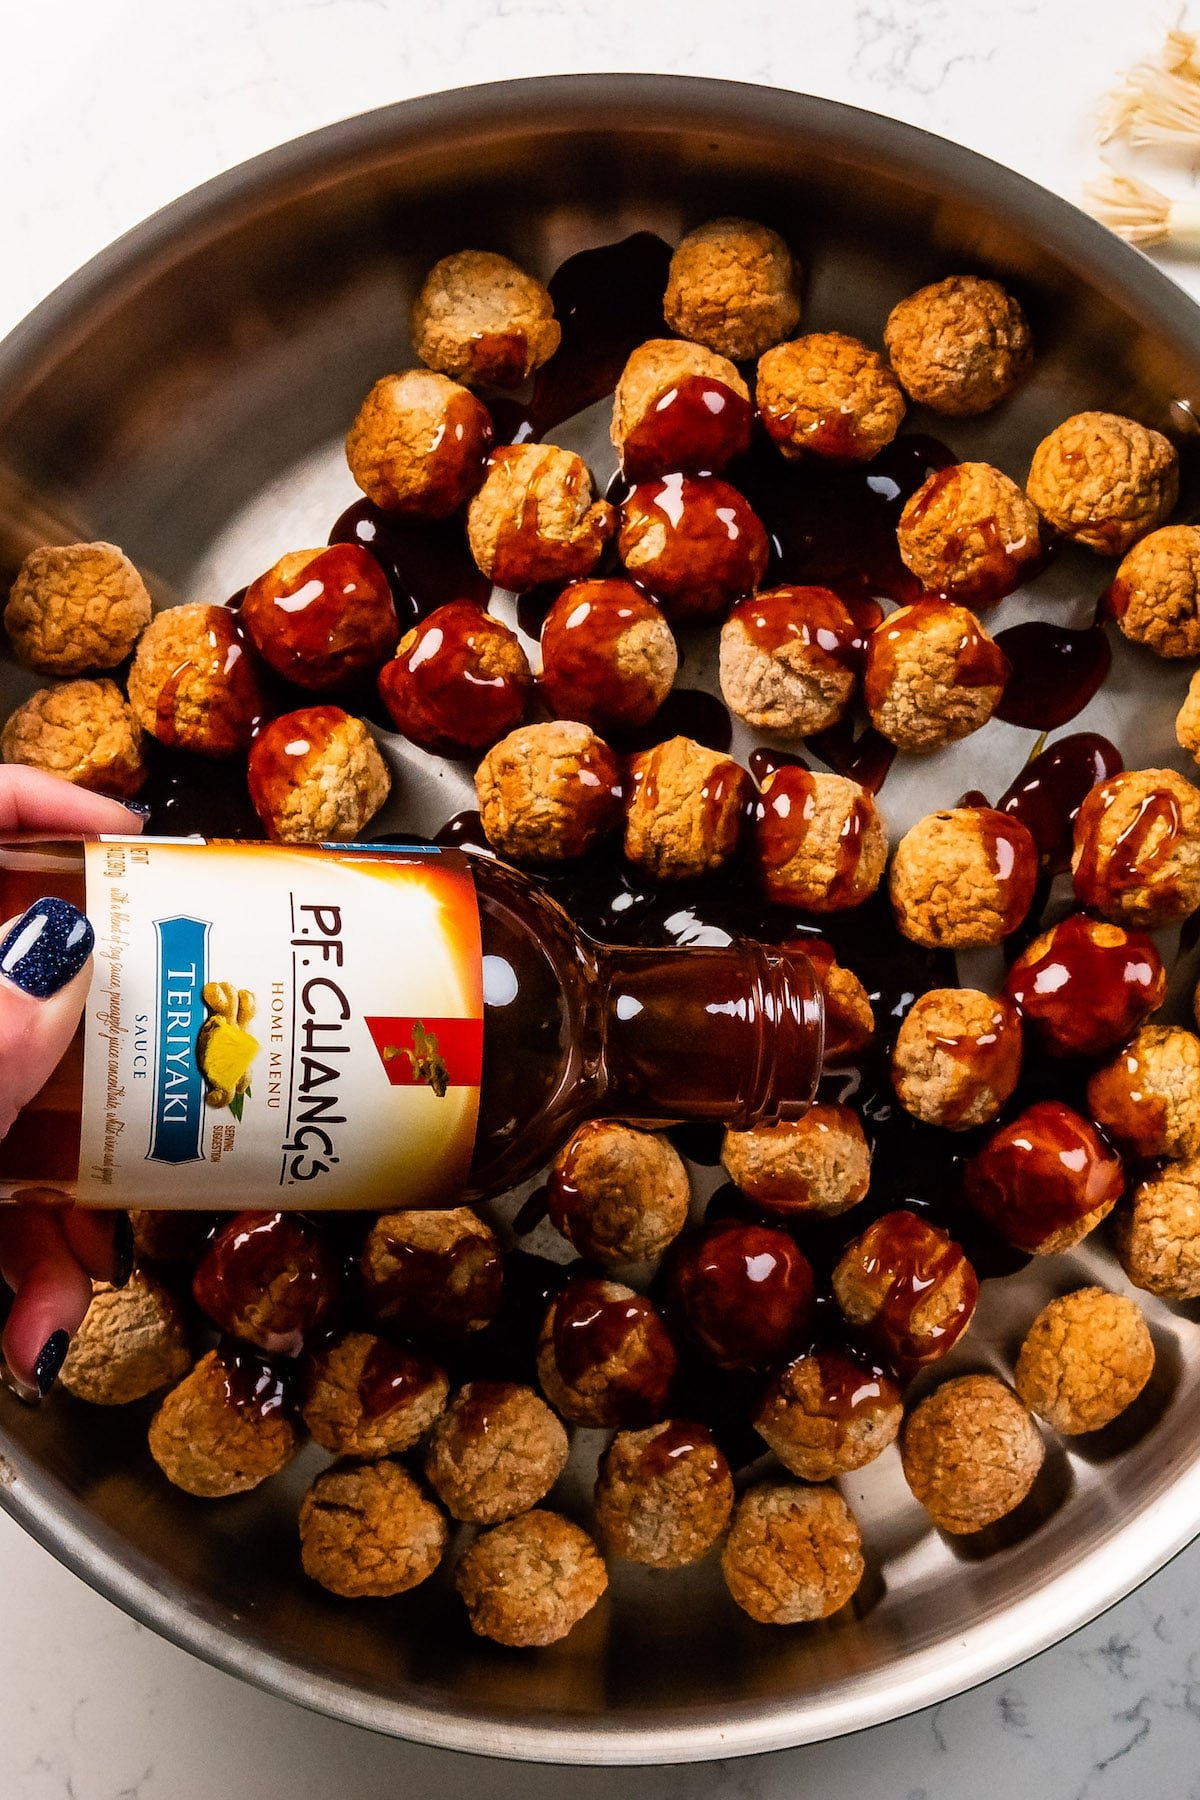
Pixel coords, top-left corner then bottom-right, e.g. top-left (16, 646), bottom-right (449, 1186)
top-left (595, 1420), bottom-right (734, 1567)
top-left (1004, 913), bottom-right (1166, 1059)
top-left (891, 987), bottom-right (1022, 1130)
top-left (147, 1347), bottom-right (301, 1498)
top-left (896, 462), bottom-right (1044, 607)
top-left (864, 598), bottom-right (1009, 750)
top-left (537, 1277), bottom-right (677, 1427)
top-left (964, 1100), bottom-right (1124, 1254)
top-left (411, 250), bottom-right (561, 388)
top-left (548, 1120), bottom-right (690, 1265)
top-left (538, 579), bottom-right (677, 733)
top-left (754, 1349), bottom-right (902, 1482)
top-left (618, 473), bottom-right (769, 624)
top-left (1072, 767), bottom-right (1200, 928)
top-left (301, 1332), bottom-right (448, 1458)
top-left (467, 443), bottom-right (613, 590)
top-left (754, 767), bottom-right (888, 912)
top-left (128, 603), bottom-right (264, 757)
top-left (756, 331), bottom-right (905, 462)
top-left (247, 706), bottom-right (390, 844)
top-left (721, 1105), bottom-right (871, 1216)
top-left (345, 369), bottom-right (493, 518)
top-left (378, 600), bottom-right (530, 754)
top-left (832, 1210), bottom-right (977, 1369)
top-left (611, 337), bottom-right (752, 480)
top-left (624, 735), bottom-right (750, 880)
top-left (241, 544), bottom-right (398, 690)
top-left (1087, 1024), bottom-right (1200, 1162)
top-left (719, 585), bottom-right (862, 738)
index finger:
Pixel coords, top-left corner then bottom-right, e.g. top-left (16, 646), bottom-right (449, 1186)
top-left (0, 766), bottom-right (143, 835)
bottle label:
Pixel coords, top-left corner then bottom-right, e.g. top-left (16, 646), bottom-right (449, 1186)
top-left (77, 839), bottom-right (483, 1207)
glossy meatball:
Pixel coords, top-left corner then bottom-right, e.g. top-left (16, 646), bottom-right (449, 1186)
top-left (804, 939), bottom-right (876, 1059)
top-left (610, 337), bottom-right (752, 480)
top-left (864, 598), bottom-right (1009, 750)
top-left (1072, 767), bottom-right (1200, 928)
top-left (59, 1272), bottom-right (191, 1406)
top-left (1004, 913), bottom-right (1166, 1059)
top-left (896, 463), bottom-right (1044, 607)
top-left (618, 473), bottom-right (769, 624)
top-left (883, 275), bottom-right (1032, 416)
top-left (624, 735), bottom-right (750, 879)
top-left (537, 1278), bottom-right (677, 1427)
top-left (474, 720), bottom-right (623, 862)
top-left (5, 541), bottom-right (151, 675)
top-left (1112, 1155), bottom-right (1200, 1300)
top-left (594, 1420), bottom-right (734, 1567)
top-left (147, 1348), bottom-right (302, 1498)
top-left (378, 600), bottom-right (530, 754)
top-left (1, 678), bottom-right (145, 797)
top-left (756, 331), bottom-right (905, 462)
top-left (891, 988), bottom-right (1022, 1130)
top-left (890, 807), bottom-right (1038, 948)
top-left (1014, 1287), bottom-right (1154, 1435)
top-left (1087, 1025), bottom-right (1200, 1162)
top-left (191, 1212), bottom-right (340, 1357)
top-left (965, 1100), bottom-right (1124, 1254)
top-left (1178, 670), bottom-right (1200, 765)
top-left (901, 1375), bottom-right (1044, 1534)
top-left (467, 443), bottom-right (613, 590)
top-left (455, 1510), bottom-right (607, 1647)
top-left (1027, 411), bottom-right (1178, 556)
top-left (721, 1483), bottom-right (864, 1624)
top-left (754, 767), bottom-right (888, 912)
top-left (538, 579), bottom-right (676, 733)
top-left (665, 218), bottom-right (800, 359)
top-left (128, 603), bottom-right (264, 756)
top-left (423, 1381), bottom-right (569, 1524)
top-left (721, 1105), bottom-right (870, 1216)
top-left (359, 1207), bottom-right (502, 1341)
top-left (1108, 525), bottom-right (1200, 657)
top-left (411, 250), bottom-right (560, 388)
top-left (754, 1349), bottom-right (903, 1482)
top-left (299, 1459), bottom-right (447, 1598)
top-left (667, 1219), bottom-right (815, 1372)
top-left (240, 544), bottom-right (398, 690)
top-left (301, 1331), bottom-right (448, 1458)
top-left (833, 1211), bottom-right (977, 1369)
top-left (547, 1120), bottom-right (690, 1265)
top-left (247, 706), bottom-right (390, 844)
top-left (719, 586), bottom-right (861, 738)
top-left (345, 369), bottom-right (493, 518)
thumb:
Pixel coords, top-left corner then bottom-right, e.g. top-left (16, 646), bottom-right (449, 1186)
top-left (0, 898), bottom-right (94, 1139)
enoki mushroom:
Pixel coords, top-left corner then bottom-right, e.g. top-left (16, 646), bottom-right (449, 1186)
top-left (1087, 27), bottom-right (1200, 243)
top-left (1085, 166), bottom-right (1200, 246)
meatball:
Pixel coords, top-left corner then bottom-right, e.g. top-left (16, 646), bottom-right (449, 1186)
top-left (345, 369), bottom-right (493, 518)
top-left (301, 1332), bottom-right (448, 1458)
top-left (1112, 1155), bottom-right (1200, 1300)
top-left (864, 598), bottom-right (1009, 751)
top-left (883, 275), bottom-right (1032, 416)
top-left (127, 603), bottom-right (264, 756)
top-left (1014, 1287), bottom-right (1154, 1435)
top-left (411, 250), bottom-right (560, 389)
top-left (890, 806), bottom-right (1038, 948)
top-left (964, 1100), bottom-right (1124, 1254)
top-left (299, 1459), bottom-right (447, 1598)
top-left (247, 706), bottom-right (390, 844)
top-left (359, 1207), bottom-right (502, 1340)
top-left (455, 1510), bottom-right (607, 1648)
top-left (423, 1381), bottom-right (569, 1524)
top-left (1004, 913), bottom-right (1166, 1060)
top-left (594, 1420), bottom-right (734, 1567)
top-left (664, 217), bottom-right (801, 361)
top-left (721, 1483), bottom-right (864, 1624)
top-left (1027, 411), bottom-right (1179, 556)
top-left (538, 579), bottom-right (677, 734)
top-left (719, 585), bottom-right (861, 738)
top-left (474, 720), bottom-right (623, 862)
top-left (756, 331), bottom-right (905, 462)
top-left (618, 473), bottom-right (769, 624)
top-left (832, 1210), bottom-right (977, 1369)
top-left (754, 1349), bottom-right (903, 1482)
top-left (192, 1212), bottom-right (339, 1357)
top-left (891, 988), bottom-right (1022, 1130)
top-left (624, 735), bottom-right (750, 880)
top-left (536, 1278), bottom-right (677, 1427)
top-left (147, 1348), bottom-right (301, 1498)
top-left (1087, 1025), bottom-right (1200, 1162)
top-left (610, 337), bottom-right (752, 480)
top-left (1108, 525), bottom-right (1200, 657)
top-left (1, 678), bottom-right (145, 798)
top-left (754, 767), bottom-right (888, 912)
top-left (468, 443), bottom-right (613, 591)
top-left (547, 1120), bottom-right (690, 1265)
top-left (5, 541), bottom-right (151, 676)
top-left (1178, 670), bottom-right (1200, 765)
top-left (59, 1272), bottom-right (191, 1406)
top-left (1072, 767), bottom-right (1200, 928)
top-left (901, 1375), bottom-right (1044, 1534)
top-left (667, 1219), bottom-right (814, 1371)
top-left (377, 601), bottom-right (530, 754)
top-left (896, 463), bottom-right (1044, 607)
top-left (720, 1105), bottom-right (870, 1217)
top-left (804, 938), bottom-right (876, 1059)
top-left (240, 544), bottom-right (398, 691)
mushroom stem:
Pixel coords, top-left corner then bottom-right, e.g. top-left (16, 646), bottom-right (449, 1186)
top-left (1084, 168), bottom-right (1200, 245)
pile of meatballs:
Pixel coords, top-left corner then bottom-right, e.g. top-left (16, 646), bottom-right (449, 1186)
top-left (9, 215), bottom-right (1200, 1650)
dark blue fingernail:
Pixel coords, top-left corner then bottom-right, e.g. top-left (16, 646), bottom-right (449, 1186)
top-left (112, 1214), bottom-right (134, 1289)
top-left (122, 801), bottom-right (152, 820)
top-left (33, 1329), bottom-right (69, 1396)
top-left (0, 898), bottom-right (94, 998)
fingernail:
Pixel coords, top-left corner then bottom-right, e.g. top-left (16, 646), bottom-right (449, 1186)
top-left (111, 1214), bottom-right (134, 1288)
top-left (33, 1329), bottom-right (69, 1396)
top-left (0, 898), bottom-right (94, 998)
top-left (122, 801), bottom-right (152, 820)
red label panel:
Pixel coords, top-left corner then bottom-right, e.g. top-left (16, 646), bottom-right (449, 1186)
top-left (365, 1016), bottom-right (484, 1089)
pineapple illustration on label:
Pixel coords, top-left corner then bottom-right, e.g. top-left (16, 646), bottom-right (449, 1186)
top-left (198, 982), bottom-right (261, 1122)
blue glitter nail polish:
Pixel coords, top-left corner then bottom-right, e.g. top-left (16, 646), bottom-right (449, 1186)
top-left (0, 897), bottom-right (94, 998)
top-left (33, 1329), bottom-right (69, 1396)
top-left (122, 801), bottom-right (152, 820)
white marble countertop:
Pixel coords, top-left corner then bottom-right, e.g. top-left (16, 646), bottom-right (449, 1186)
top-left (5, 1), bottom-right (1200, 1794)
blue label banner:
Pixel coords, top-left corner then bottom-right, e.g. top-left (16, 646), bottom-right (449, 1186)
top-left (148, 915), bottom-right (209, 1165)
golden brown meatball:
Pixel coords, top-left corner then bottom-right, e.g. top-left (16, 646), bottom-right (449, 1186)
top-left (411, 250), bottom-right (561, 389)
top-left (1014, 1287), bottom-right (1154, 1435)
top-left (756, 331), bottom-right (905, 462)
top-left (59, 1272), bottom-right (191, 1406)
top-left (1, 679), bottom-right (145, 798)
top-left (423, 1381), bottom-right (569, 1524)
top-left (896, 463), bottom-right (1044, 607)
top-left (547, 1120), bottom-right (690, 1264)
top-left (753, 766), bottom-right (888, 912)
top-left (1178, 670), bottom-right (1200, 765)
top-left (247, 706), bottom-right (390, 844)
top-left (1072, 768), bottom-right (1200, 929)
top-left (890, 807), bottom-right (1038, 948)
top-left (623, 735), bottom-right (750, 880)
top-left (474, 720), bottom-right (623, 862)
top-left (1108, 525), bottom-right (1200, 657)
top-left (754, 1349), bottom-right (903, 1482)
top-left (902, 1375), bottom-right (1044, 1534)
top-left (833, 1211), bottom-right (977, 1369)
top-left (891, 988), bottom-right (1023, 1130)
top-left (1112, 1155), bottom-right (1200, 1300)
top-left (127, 603), bottom-right (264, 757)
top-left (1087, 1025), bottom-right (1200, 1161)
top-left (721, 1482), bottom-right (864, 1624)
top-left (467, 444), bottom-right (613, 591)
top-left (5, 541), bottom-right (151, 676)
top-left (664, 218), bottom-right (801, 360)
top-left (359, 1207), bottom-right (502, 1341)
top-left (536, 1278), bottom-right (677, 1428)
top-left (345, 369), bottom-right (493, 518)
top-left (299, 1459), bottom-right (447, 1598)
top-left (804, 940), bottom-right (876, 1060)
top-left (147, 1348), bottom-right (302, 1498)
top-left (610, 338), bottom-right (752, 480)
top-left (300, 1331), bottom-right (448, 1459)
top-left (864, 598), bottom-right (1009, 750)
top-left (1027, 411), bottom-right (1178, 556)
top-left (883, 275), bottom-right (1032, 416)
top-left (594, 1420), bottom-right (733, 1567)
top-left (455, 1510), bottom-right (608, 1647)
top-left (721, 1106), bottom-right (870, 1217)
top-left (719, 586), bottom-right (860, 738)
